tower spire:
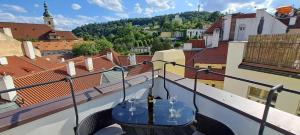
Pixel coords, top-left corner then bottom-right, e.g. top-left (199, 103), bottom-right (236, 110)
top-left (43, 1), bottom-right (51, 17)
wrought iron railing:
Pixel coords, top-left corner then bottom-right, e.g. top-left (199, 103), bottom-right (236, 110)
top-left (0, 60), bottom-right (299, 135)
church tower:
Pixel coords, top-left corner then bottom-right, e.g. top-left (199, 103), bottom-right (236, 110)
top-left (43, 1), bottom-right (55, 29)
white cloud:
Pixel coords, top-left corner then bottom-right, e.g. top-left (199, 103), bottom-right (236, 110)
top-left (223, 0), bottom-right (275, 14)
top-left (103, 16), bottom-right (118, 21)
top-left (186, 1), bottom-right (193, 7)
top-left (1, 4), bottom-right (27, 13)
top-left (144, 8), bottom-right (154, 17)
top-left (134, 3), bottom-right (143, 14)
top-left (71, 3), bottom-right (82, 10)
top-left (87, 0), bottom-right (123, 12)
top-left (115, 13), bottom-right (128, 18)
top-left (145, 0), bottom-right (173, 10)
top-left (34, 4), bottom-right (39, 8)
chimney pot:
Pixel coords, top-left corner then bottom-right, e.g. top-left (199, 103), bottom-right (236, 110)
top-left (85, 57), bottom-right (94, 71)
top-left (0, 75), bottom-right (16, 101)
top-left (0, 57), bottom-right (8, 65)
top-left (129, 54), bottom-right (137, 65)
top-left (66, 61), bottom-right (76, 76)
top-left (106, 52), bottom-right (113, 62)
top-left (23, 41), bottom-right (36, 59)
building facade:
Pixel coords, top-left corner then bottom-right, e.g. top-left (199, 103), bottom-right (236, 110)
top-left (186, 29), bottom-right (206, 39)
top-left (224, 39), bottom-right (300, 115)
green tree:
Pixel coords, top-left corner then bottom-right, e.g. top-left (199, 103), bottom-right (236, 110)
top-left (72, 41), bottom-right (98, 56)
top-left (95, 38), bottom-right (113, 52)
top-left (150, 38), bottom-right (172, 53)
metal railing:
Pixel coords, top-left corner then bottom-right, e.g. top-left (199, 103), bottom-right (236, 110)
top-left (0, 60), bottom-right (299, 135)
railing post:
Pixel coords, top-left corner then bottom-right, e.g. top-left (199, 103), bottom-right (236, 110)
top-left (66, 76), bottom-right (79, 135)
top-left (163, 62), bottom-right (170, 99)
top-left (258, 84), bottom-right (283, 135)
top-left (120, 67), bottom-right (126, 102)
top-left (193, 69), bottom-right (209, 114)
top-left (143, 61), bottom-right (154, 94)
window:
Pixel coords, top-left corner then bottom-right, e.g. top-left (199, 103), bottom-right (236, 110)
top-left (247, 86), bottom-right (278, 106)
top-left (208, 66), bottom-right (212, 69)
top-left (222, 66), bottom-right (226, 70)
top-left (212, 84), bottom-right (216, 87)
top-left (195, 65), bottom-right (200, 69)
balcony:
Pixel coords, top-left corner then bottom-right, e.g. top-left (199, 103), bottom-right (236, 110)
top-left (240, 34), bottom-right (300, 79)
top-left (0, 61), bottom-right (299, 135)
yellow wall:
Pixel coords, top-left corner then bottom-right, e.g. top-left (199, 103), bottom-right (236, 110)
top-left (160, 32), bottom-right (172, 38)
top-left (0, 33), bottom-right (24, 57)
top-left (195, 63), bottom-right (226, 69)
top-left (199, 79), bottom-right (224, 89)
top-left (152, 49), bottom-right (185, 77)
top-left (224, 41), bottom-right (300, 115)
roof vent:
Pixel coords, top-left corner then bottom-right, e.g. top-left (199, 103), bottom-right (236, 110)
top-left (85, 57), bottom-right (94, 72)
top-left (129, 54), bottom-right (136, 65)
top-left (0, 75), bottom-right (16, 101)
top-left (23, 41), bottom-right (36, 59)
top-left (106, 52), bottom-right (113, 62)
top-left (0, 57), bottom-right (8, 65)
top-left (66, 61), bottom-right (76, 76)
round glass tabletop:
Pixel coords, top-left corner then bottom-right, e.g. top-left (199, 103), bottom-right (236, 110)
top-left (112, 99), bottom-right (195, 127)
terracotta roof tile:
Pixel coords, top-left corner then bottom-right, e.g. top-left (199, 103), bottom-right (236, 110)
top-left (205, 19), bottom-right (223, 34)
top-left (33, 40), bottom-right (82, 51)
top-left (118, 55), bottom-right (153, 76)
top-left (232, 13), bottom-right (256, 18)
top-left (184, 42), bottom-right (228, 81)
top-left (55, 31), bottom-right (78, 40)
top-left (0, 22), bottom-right (77, 41)
top-left (0, 56), bottom-right (44, 78)
top-left (187, 39), bottom-right (206, 48)
top-left (14, 56), bottom-right (114, 107)
top-left (0, 22), bottom-right (51, 41)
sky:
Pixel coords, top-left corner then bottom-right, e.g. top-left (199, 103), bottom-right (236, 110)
top-left (0, 0), bottom-right (298, 31)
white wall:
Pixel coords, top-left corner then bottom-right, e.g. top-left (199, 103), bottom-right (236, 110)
top-left (234, 10), bottom-right (287, 41)
top-left (186, 29), bottom-right (205, 38)
top-left (223, 15), bottom-right (232, 41)
top-left (212, 29), bottom-right (220, 47)
top-left (204, 35), bottom-right (213, 47)
top-left (224, 41), bottom-right (300, 114)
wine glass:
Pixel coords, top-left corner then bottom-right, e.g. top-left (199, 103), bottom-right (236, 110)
top-left (169, 95), bottom-right (177, 112)
top-left (128, 98), bottom-right (136, 116)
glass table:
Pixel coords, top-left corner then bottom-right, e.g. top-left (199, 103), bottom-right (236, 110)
top-left (112, 99), bottom-right (195, 134)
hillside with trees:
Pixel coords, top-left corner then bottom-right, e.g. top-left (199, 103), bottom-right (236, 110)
top-left (72, 11), bottom-right (222, 54)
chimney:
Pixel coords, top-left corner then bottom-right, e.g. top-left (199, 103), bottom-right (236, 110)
top-left (23, 41), bottom-right (36, 59)
top-left (289, 17), bottom-right (297, 26)
top-left (256, 8), bottom-right (266, 18)
top-left (0, 57), bottom-right (8, 65)
top-left (106, 52), bottom-right (113, 62)
top-left (61, 58), bottom-right (65, 62)
top-left (183, 43), bottom-right (192, 50)
top-left (66, 61), bottom-right (76, 76)
top-left (0, 28), bottom-right (13, 37)
top-left (85, 57), bottom-right (94, 71)
top-left (129, 54), bottom-right (137, 65)
top-left (0, 75), bottom-right (16, 101)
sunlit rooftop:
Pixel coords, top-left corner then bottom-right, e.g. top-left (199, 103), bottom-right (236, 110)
top-left (0, 60), bottom-right (299, 135)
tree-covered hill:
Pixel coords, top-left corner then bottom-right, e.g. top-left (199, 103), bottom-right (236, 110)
top-left (72, 11), bottom-right (221, 39)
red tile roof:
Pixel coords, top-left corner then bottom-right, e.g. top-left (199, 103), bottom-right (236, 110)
top-left (14, 56), bottom-right (114, 107)
top-left (187, 39), bottom-right (206, 48)
top-left (118, 55), bottom-right (153, 76)
top-left (0, 22), bottom-right (51, 41)
top-left (184, 42), bottom-right (228, 81)
top-left (33, 40), bottom-right (82, 51)
top-left (0, 22), bottom-right (77, 41)
top-left (0, 56), bottom-right (44, 78)
top-left (205, 19), bottom-right (223, 34)
top-left (55, 31), bottom-right (78, 40)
